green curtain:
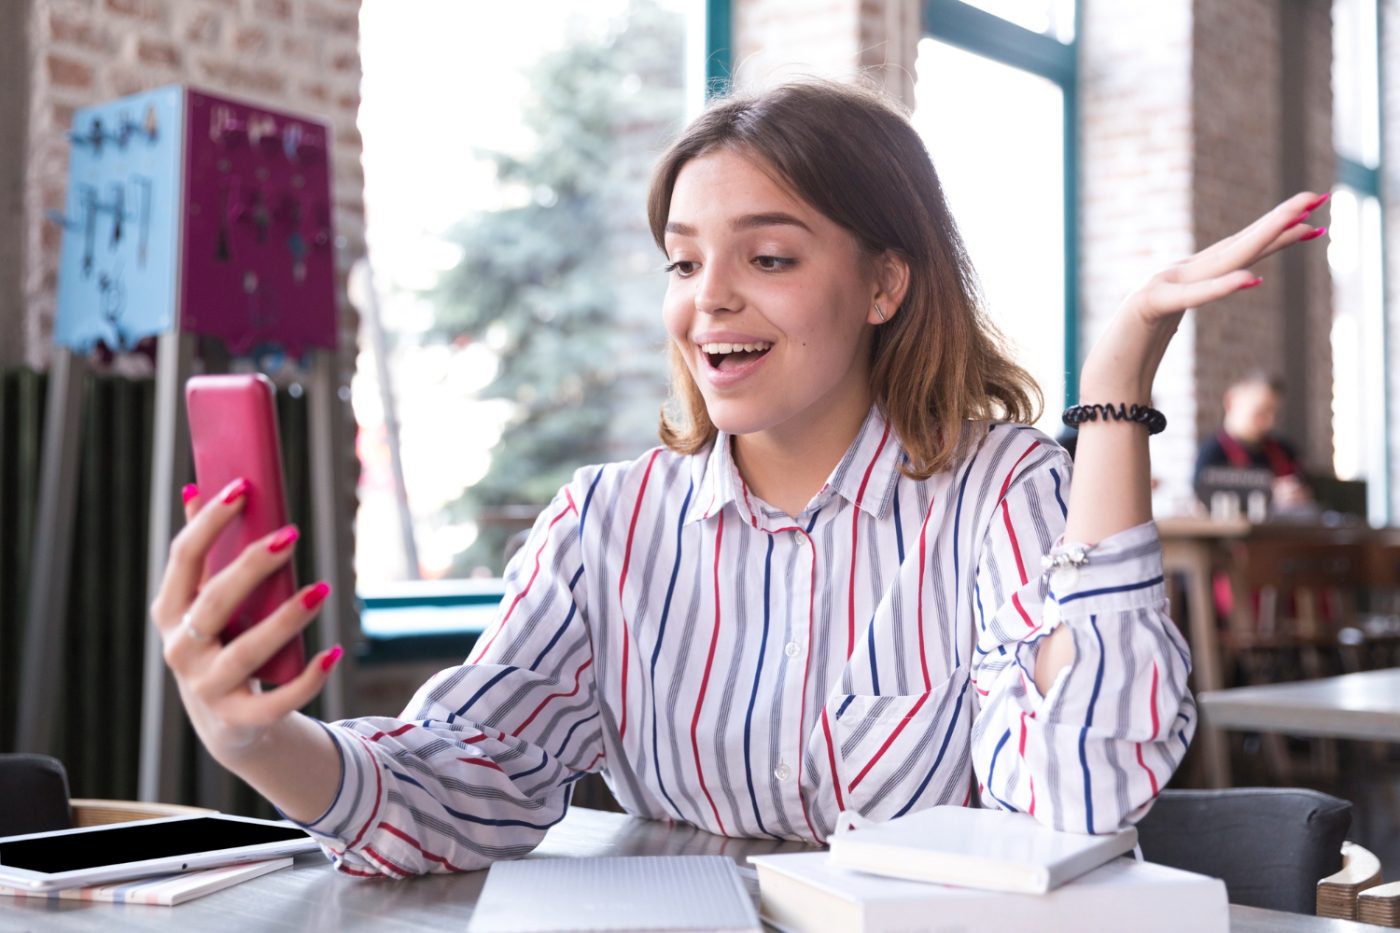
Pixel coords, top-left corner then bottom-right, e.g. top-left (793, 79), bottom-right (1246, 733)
top-left (0, 367), bottom-right (321, 816)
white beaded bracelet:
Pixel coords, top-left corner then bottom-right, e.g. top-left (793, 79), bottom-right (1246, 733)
top-left (1041, 543), bottom-right (1093, 587)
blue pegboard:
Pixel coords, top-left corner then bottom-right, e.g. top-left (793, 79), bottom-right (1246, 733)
top-left (54, 85), bottom-right (185, 352)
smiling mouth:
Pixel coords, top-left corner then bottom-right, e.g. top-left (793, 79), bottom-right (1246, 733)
top-left (700, 341), bottom-right (773, 371)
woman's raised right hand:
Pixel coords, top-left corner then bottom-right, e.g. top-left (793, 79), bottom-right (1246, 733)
top-left (148, 477), bottom-right (342, 768)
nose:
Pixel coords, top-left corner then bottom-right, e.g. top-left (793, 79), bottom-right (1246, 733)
top-left (693, 258), bottom-right (741, 315)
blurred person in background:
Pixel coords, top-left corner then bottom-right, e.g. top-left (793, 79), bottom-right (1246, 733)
top-left (1193, 372), bottom-right (1311, 510)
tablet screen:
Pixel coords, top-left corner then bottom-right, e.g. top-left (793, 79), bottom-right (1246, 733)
top-left (0, 817), bottom-right (310, 874)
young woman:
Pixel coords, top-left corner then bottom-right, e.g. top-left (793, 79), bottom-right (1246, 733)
top-left (151, 80), bottom-right (1328, 878)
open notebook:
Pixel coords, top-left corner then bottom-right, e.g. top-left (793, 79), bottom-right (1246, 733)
top-left (467, 855), bottom-right (761, 933)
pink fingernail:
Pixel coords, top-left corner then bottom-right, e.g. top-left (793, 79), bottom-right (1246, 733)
top-left (320, 645), bottom-right (344, 673)
top-left (181, 483), bottom-right (200, 505)
top-left (222, 478), bottom-right (251, 504)
top-left (1239, 277), bottom-right (1264, 290)
top-left (1303, 193), bottom-right (1330, 211)
top-left (302, 581), bottom-right (331, 610)
top-left (1289, 212), bottom-right (1310, 226)
top-left (267, 525), bottom-right (300, 553)
top-left (1301, 226), bottom-right (1327, 241)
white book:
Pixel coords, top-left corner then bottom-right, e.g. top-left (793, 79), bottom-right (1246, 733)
top-left (0, 857), bottom-right (292, 906)
top-left (828, 805), bottom-right (1138, 894)
top-left (466, 855), bottom-right (762, 933)
top-left (750, 851), bottom-right (1228, 933)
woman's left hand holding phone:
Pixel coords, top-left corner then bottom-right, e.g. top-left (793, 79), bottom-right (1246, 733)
top-left (149, 476), bottom-right (345, 823)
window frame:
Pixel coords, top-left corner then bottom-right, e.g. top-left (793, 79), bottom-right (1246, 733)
top-left (922, 0), bottom-right (1081, 405)
top-left (707, 0), bottom-right (733, 94)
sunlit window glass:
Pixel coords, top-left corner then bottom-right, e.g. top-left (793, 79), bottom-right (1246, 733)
top-left (957, 0), bottom-right (1076, 42)
top-left (911, 38), bottom-right (1067, 431)
top-left (356, 0), bottom-right (700, 582)
top-left (1332, 0), bottom-right (1380, 167)
top-left (1327, 187), bottom-right (1385, 516)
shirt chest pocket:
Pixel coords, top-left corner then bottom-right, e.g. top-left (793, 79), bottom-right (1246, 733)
top-left (824, 666), bottom-right (971, 822)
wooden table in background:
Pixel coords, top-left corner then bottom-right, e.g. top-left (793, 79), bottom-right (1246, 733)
top-left (1158, 515), bottom-right (1253, 786)
top-left (1157, 516), bottom-right (1387, 786)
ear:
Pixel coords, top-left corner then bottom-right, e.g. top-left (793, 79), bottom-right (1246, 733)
top-left (867, 250), bottom-right (912, 325)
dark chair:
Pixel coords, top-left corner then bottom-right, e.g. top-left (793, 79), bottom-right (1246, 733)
top-left (1136, 787), bottom-right (1351, 914)
top-left (0, 753), bottom-right (218, 839)
top-left (0, 753), bottom-right (73, 837)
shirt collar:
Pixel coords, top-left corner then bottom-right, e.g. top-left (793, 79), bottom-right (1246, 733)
top-left (684, 405), bottom-right (906, 526)
top-left (685, 430), bottom-right (744, 525)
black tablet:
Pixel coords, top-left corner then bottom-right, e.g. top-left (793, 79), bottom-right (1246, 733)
top-left (0, 814), bottom-right (320, 892)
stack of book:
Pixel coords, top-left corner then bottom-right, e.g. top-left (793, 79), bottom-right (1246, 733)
top-left (750, 806), bottom-right (1229, 933)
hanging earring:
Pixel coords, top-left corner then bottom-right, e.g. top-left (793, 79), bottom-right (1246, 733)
top-left (873, 302), bottom-right (886, 323)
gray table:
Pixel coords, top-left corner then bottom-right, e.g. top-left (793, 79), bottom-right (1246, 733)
top-left (1199, 668), bottom-right (1400, 742)
top-left (0, 808), bottom-right (1383, 931)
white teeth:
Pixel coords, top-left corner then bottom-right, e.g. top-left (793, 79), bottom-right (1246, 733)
top-left (699, 341), bottom-right (772, 354)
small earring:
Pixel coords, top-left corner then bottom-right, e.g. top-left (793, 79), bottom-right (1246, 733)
top-left (873, 302), bottom-right (886, 323)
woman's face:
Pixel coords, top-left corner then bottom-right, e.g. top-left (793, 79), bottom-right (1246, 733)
top-left (662, 148), bottom-right (884, 448)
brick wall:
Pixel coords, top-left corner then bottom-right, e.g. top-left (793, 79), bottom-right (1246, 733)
top-left (857, 0), bottom-right (919, 107)
top-left (0, 4), bottom-right (31, 366)
top-left (17, 0), bottom-right (366, 368)
top-left (1190, 0), bottom-right (1286, 445)
top-left (1079, 0), bottom-right (1197, 510)
top-left (1083, 0), bottom-right (1335, 506)
top-left (1192, 0), bottom-right (1335, 476)
top-left (733, 0), bottom-right (860, 88)
top-left (733, 0), bottom-right (919, 104)
top-left (1291, 0), bottom-right (1338, 473)
top-left (1386, 0), bottom-right (1400, 519)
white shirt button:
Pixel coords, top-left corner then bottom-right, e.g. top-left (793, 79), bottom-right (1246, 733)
top-left (784, 641), bottom-right (802, 658)
top-left (773, 763), bottom-right (792, 782)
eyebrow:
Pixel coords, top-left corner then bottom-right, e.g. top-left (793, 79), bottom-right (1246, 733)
top-left (664, 212), bottom-right (813, 237)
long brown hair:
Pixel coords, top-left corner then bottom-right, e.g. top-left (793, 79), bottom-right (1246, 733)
top-left (647, 78), bottom-right (1041, 478)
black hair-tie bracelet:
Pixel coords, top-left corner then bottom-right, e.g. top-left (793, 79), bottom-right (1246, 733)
top-left (1061, 403), bottom-right (1167, 435)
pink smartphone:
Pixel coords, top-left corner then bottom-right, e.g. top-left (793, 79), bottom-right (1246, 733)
top-left (185, 373), bottom-right (304, 685)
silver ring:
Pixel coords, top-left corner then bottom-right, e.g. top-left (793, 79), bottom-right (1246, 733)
top-left (179, 611), bottom-right (211, 643)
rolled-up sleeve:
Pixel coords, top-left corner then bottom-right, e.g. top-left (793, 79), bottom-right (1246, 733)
top-left (294, 483), bottom-right (603, 877)
top-left (969, 452), bottom-right (1195, 834)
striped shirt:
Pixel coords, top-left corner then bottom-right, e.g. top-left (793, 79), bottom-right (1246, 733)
top-left (299, 406), bottom-right (1194, 877)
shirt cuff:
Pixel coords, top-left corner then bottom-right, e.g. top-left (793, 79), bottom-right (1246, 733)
top-left (1043, 520), bottom-right (1166, 615)
top-left (286, 719), bottom-right (387, 850)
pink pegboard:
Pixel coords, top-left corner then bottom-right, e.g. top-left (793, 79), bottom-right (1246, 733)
top-left (180, 89), bottom-right (337, 356)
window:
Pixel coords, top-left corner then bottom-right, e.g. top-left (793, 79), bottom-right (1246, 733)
top-left (912, 0), bottom-right (1077, 432)
top-left (355, 0), bottom-right (708, 584)
top-left (1329, 0), bottom-right (1387, 525)
top-left (957, 0), bottom-right (1076, 41)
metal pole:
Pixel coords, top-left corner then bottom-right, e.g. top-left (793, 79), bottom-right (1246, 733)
top-left (16, 347), bottom-right (86, 753)
top-left (308, 347), bottom-right (347, 721)
top-left (138, 331), bottom-right (193, 802)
